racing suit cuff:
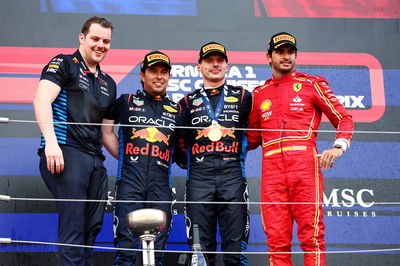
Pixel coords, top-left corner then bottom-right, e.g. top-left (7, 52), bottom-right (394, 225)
top-left (333, 139), bottom-right (350, 153)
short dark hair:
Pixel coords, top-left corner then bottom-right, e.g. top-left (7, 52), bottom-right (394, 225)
top-left (81, 16), bottom-right (114, 35)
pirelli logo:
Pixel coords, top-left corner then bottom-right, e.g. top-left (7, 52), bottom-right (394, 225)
top-left (202, 44), bottom-right (225, 53)
top-left (147, 54), bottom-right (169, 63)
top-left (273, 34), bottom-right (295, 44)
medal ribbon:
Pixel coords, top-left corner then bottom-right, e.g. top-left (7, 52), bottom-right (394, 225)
top-left (200, 85), bottom-right (228, 125)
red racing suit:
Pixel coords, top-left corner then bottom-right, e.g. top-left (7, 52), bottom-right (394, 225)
top-left (247, 70), bottom-right (354, 266)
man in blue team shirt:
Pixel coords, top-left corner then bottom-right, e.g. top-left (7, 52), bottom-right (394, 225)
top-left (33, 16), bottom-right (116, 266)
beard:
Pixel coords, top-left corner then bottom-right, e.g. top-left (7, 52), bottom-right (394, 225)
top-left (276, 61), bottom-right (294, 75)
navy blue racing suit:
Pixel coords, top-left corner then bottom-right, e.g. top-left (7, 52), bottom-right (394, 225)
top-left (178, 84), bottom-right (252, 266)
top-left (112, 90), bottom-right (184, 265)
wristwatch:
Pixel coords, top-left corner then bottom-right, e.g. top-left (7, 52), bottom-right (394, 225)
top-left (333, 143), bottom-right (345, 152)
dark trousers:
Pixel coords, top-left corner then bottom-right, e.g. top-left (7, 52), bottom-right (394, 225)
top-left (39, 145), bottom-right (108, 266)
top-left (185, 178), bottom-right (250, 266)
top-left (113, 178), bottom-right (172, 266)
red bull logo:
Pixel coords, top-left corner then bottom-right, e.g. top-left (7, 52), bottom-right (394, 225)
top-left (125, 143), bottom-right (170, 161)
top-left (195, 125), bottom-right (235, 140)
top-left (210, 89), bottom-right (220, 95)
top-left (131, 127), bottom-right (170, 145)
top-left (192, 141), bottom-right (239, 155)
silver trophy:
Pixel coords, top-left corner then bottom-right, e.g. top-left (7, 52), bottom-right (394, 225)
top-left (127, 209), bottom-right (166, 266)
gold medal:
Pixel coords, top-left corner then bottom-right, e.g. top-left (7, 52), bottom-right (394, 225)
top-left (208, 127), bottom-right (222, 142)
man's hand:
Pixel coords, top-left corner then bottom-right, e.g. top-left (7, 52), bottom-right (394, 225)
top-left (317, 148), bottom-right (343, 170)
top-left (45, 142), bottom-right (64, 174)
top-left (33, 79), bottom-right (64, 174)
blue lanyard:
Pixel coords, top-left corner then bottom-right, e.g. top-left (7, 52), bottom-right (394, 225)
top-left (200, 85), bottom-right (228, 124)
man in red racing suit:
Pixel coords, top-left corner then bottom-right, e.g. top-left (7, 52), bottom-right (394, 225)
top-left (247, 32), bottom-right (354, 266)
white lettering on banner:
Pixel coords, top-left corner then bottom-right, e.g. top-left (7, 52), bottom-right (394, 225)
top-left (227, 79), bottom-right (264, 91)
top-left (357, 189), bottom-right (375, 207)
top-left (336, 95), bottom-right (365, 108)
top-left (168, 65), bottom-right (264, 95)
top-left (171, 65), bottom-right (201, 78)
top-left (323, 188), bottom-right (375, 218)
top-left (167, 65), bottom-right (368, 108)
top-left (172, 65), bottom-right (184, 77)
top-left (168, 78), bottom-right (264, 95)
top-left (323, 188), bottom-right (374, 208)
top-left (245, 66), bottom-right (256, 78)
top-left (326, 210), bottom-right (376, 217)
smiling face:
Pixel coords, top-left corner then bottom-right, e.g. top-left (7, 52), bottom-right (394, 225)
top-left (78, 23), bottom-right (112, 70)
top-left (267, 45), bottom-right (297, 78)
top-left (198, 53), bottom-right (228, 88)
top-left (140, 63), bottom-right (171, 96)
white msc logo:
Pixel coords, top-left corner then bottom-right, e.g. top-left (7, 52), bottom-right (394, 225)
top-left (323, 188), bottom-right (374, 208)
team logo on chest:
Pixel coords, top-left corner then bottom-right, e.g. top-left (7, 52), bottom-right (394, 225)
top-left (131, 127), bottom-right (170, 145)
top-left (126, 127), bottom-right (171, 161)
top-left (293, 83), bottom-right (302, 92)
